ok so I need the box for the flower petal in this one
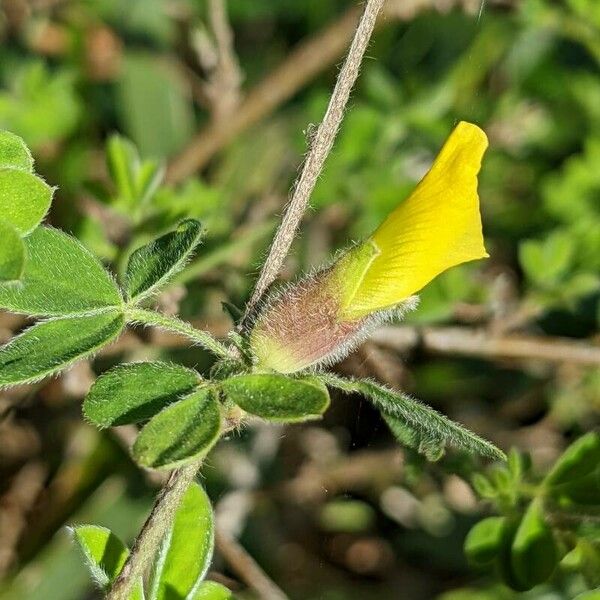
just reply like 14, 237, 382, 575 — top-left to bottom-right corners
343, 121, 489, 318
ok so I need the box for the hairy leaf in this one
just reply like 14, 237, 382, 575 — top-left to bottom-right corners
124, 219, 203, 302
383, 411, 445, 461
72, 525, 143, 599
0, 220, 25, 281
0, 168, 52, 234
0, 310, 124, 387
0, 131, 33, 172
221, 374, 330, 423
321, 374, 505, 461
0, 226, 122, 316
84, 361, 200, 428
150, 484, 214, 600
133, 387, 221, 469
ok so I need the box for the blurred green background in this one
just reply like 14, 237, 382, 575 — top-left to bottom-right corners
1, 0, 599, 598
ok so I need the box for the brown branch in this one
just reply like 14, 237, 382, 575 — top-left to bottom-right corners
372, 326, 600, 366
241, 0, 386, 322
215, 529, 289, 600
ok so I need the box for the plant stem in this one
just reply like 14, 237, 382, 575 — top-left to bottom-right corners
125, 307, 232, 359
241, 0, 386, 325
107, 463, 200, 600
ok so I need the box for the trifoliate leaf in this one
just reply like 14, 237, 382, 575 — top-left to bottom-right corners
84, 361, 200, 428
0, 310, 124, 387
72, 525, 143, 599
150, 484, 214, 600
124, 219, 203, 303
133, 387, 221, 469
0, 220, 25, 282
0, 131, 33, 172
321, 374, 505, 461
221, 374, 330, 423
0, 168, 52, 234
0, 226, 122, 316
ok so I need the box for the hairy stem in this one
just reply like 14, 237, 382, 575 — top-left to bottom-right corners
107, 463, 200, 600
125, 307, 232, 359
241, 0, 386, 325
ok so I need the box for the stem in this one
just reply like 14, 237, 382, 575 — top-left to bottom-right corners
126, 307, 232, 359
241, 0, 385, 325
107, 463, 200, 600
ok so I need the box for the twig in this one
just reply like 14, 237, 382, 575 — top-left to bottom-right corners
107, 463, 200, 600
372, 326, 600, 366
215, 529, 289, 600
166, 0, 510, 184
241, 0, 386, 323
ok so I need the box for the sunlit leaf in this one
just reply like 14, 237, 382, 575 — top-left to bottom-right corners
191, 582, 233, 600
0, 310, 124, 387
0, 226, 122, 316
150, 484, 214, 600
0, 130, 33, 171
124, 219, 203, 302
0, 220, 25, 281
221, 374, 330, 423
464, 516, 507, 567
133, 387, 221, 469
0, 168, 52, 234
84, 361, 200, 428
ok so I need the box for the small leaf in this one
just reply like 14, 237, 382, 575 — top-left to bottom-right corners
221, 374, 330, 423
322, 374, 505, 461
124, 219, 203, 302
0, 226, 122, 316
0, 310, 124, 387
150, 484, 214, 600
0, 220, 25, 281
133, 387, 221, 469
84, 361, 200, 428
464, 516, 507, 567
106, 134, 138, 205
0, 131, 33, 171
72, 525, 129, 588
510, 500, 558, 590
383, 412, 445, 461
191, 582, 233, 600
0, 168, 52, 234
72, 525, 144, 600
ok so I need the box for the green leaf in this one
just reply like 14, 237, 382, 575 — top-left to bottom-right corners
221, 374, 330, 423
0, 168, 52, 234
107, 134, 138, 205
574, 591, 600, 600
383, 411, 445, 461
150, 484, 214, 600
133, 387, 221, 469
510, 500, 558, 590
0, 310, 124, 387
84, 361, 200, 428
0, 226, 123, 316
464, 516, 507, 567
544, 432, 600, 505
124, 219, 203, 303
0, 131, 33, 171
191, 582, 233, 600
72, 525, 144, 600
322, 374, 505, 461
0, 220, 25, 281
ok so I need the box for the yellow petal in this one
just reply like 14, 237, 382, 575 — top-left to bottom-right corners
342, 121, 489, 319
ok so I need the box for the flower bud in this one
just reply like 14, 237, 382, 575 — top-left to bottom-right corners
250, 121, 489, 373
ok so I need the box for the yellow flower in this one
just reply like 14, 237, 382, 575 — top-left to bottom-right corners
250, 121, 489, 373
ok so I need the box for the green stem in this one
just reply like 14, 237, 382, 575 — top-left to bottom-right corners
107, 463, 200, 600
126, 307, 232, 359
